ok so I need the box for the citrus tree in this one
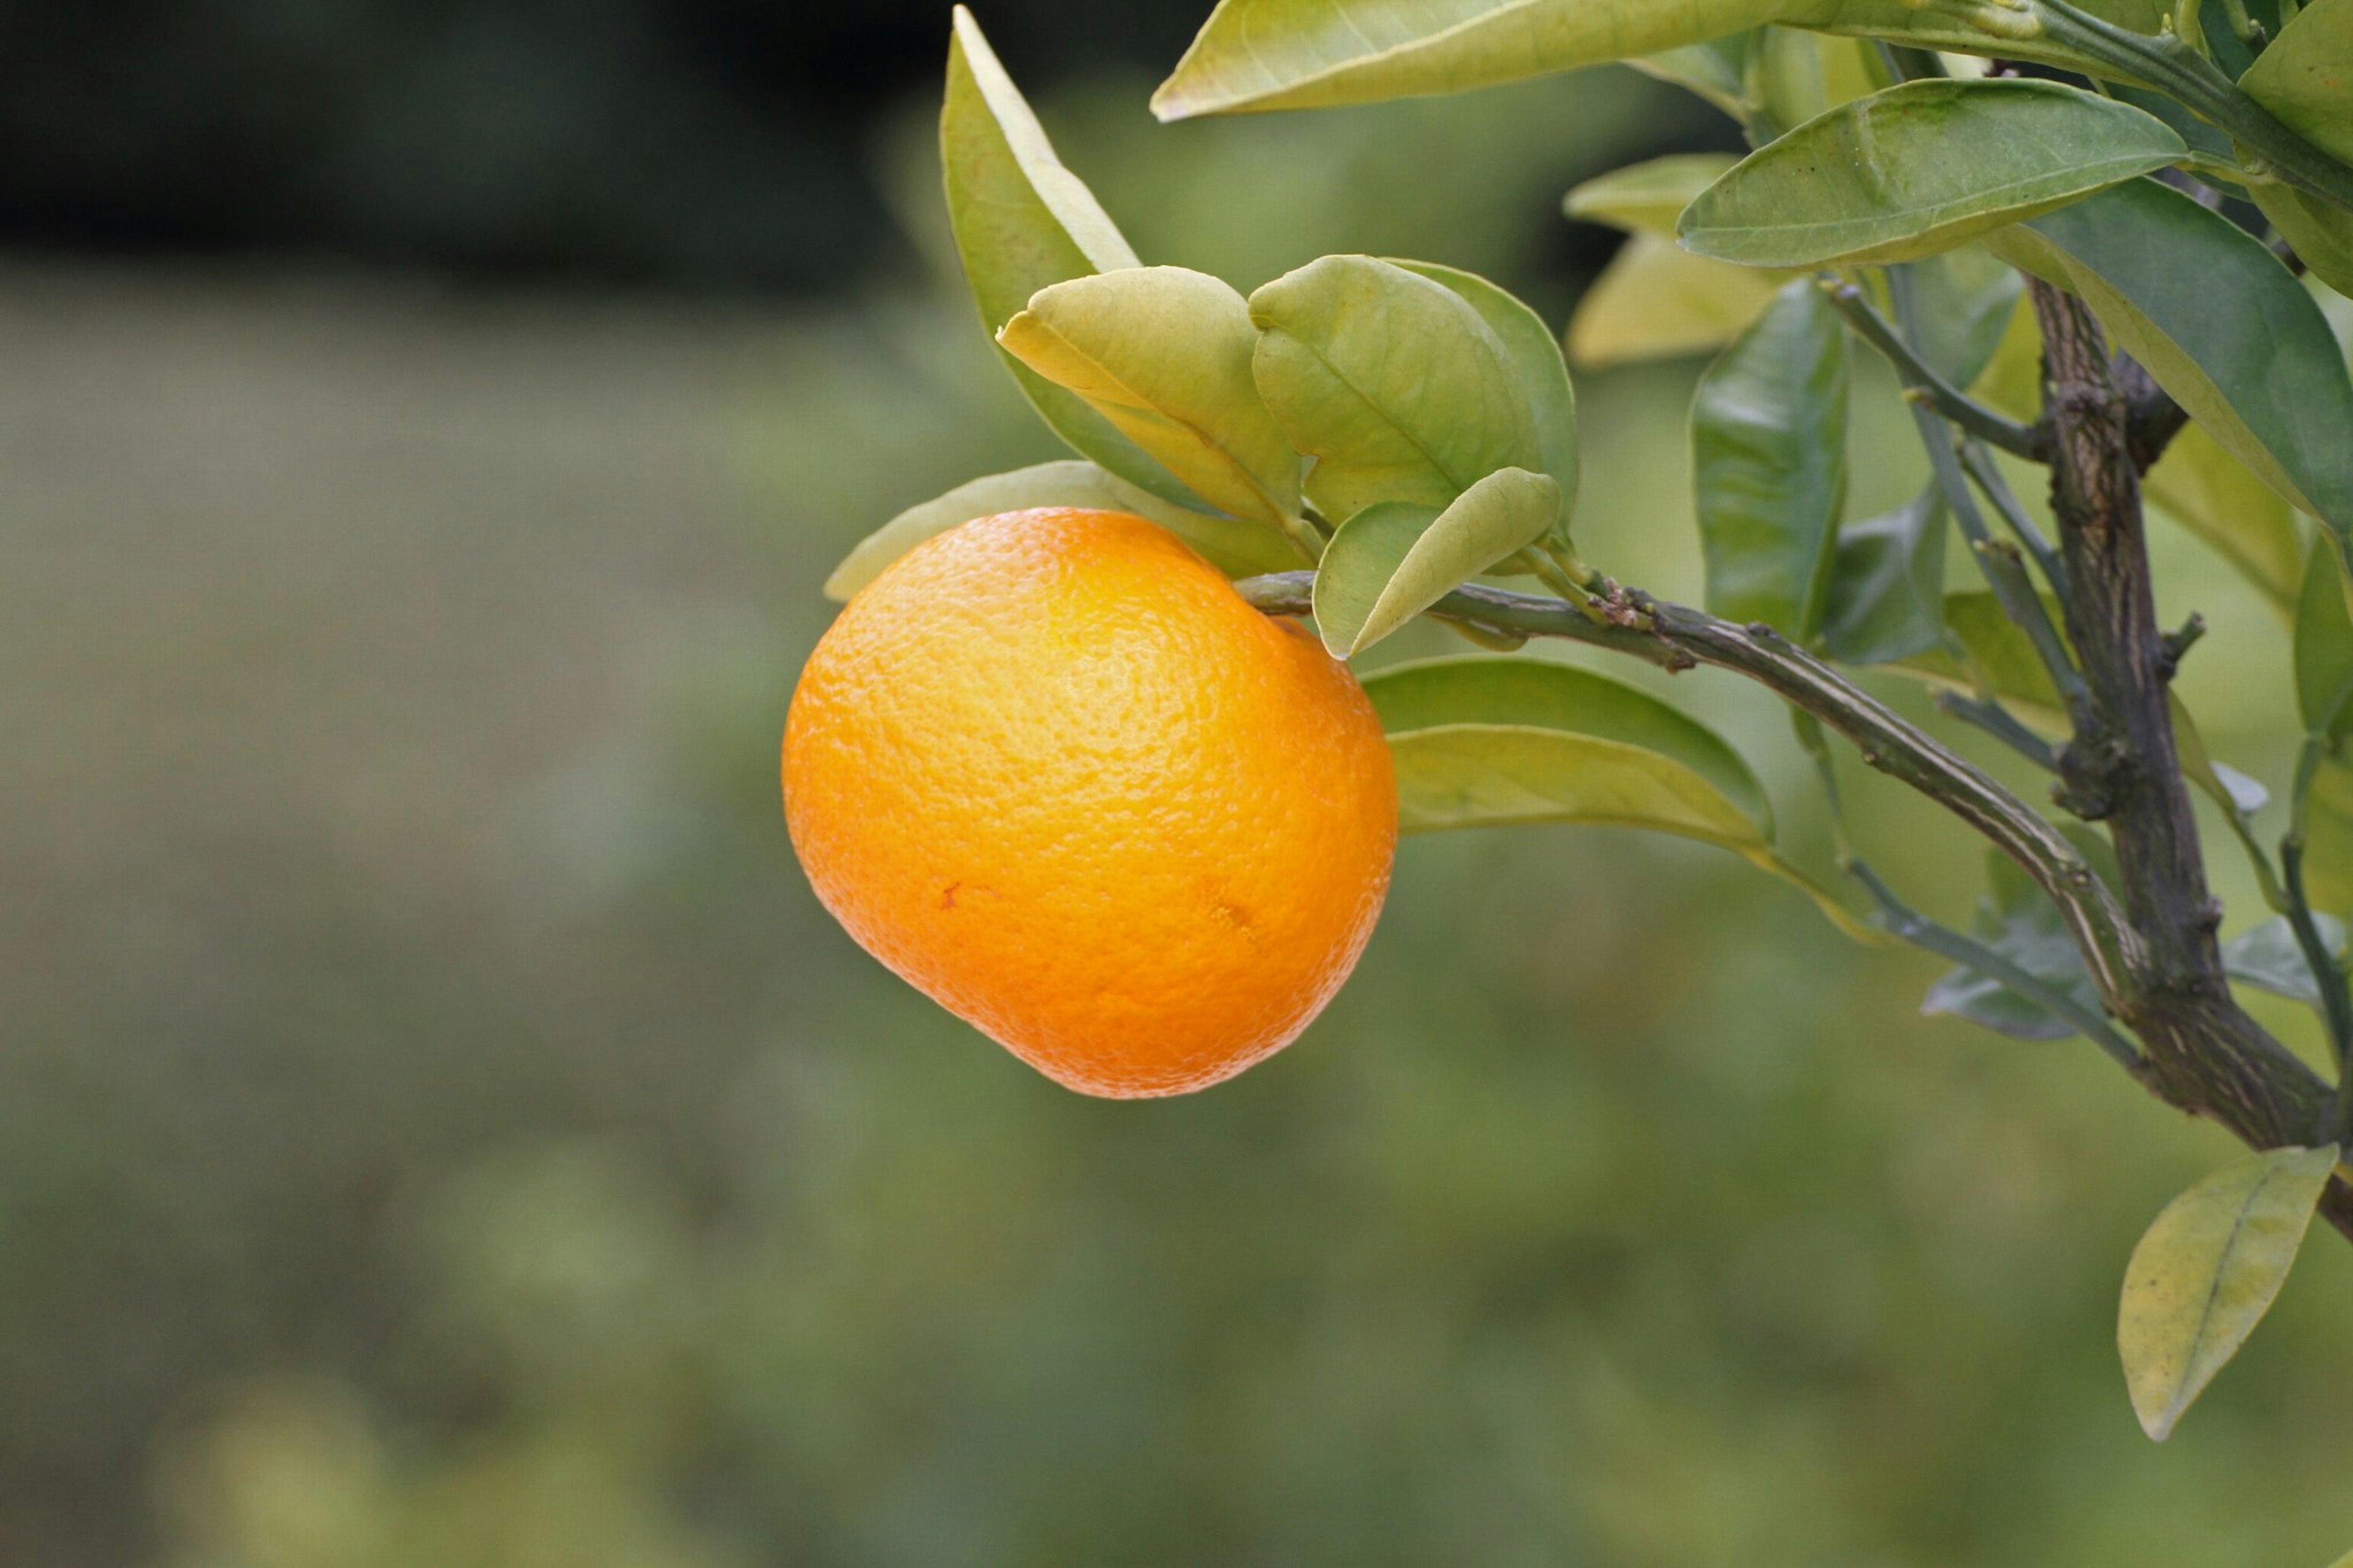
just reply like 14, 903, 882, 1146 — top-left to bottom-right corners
790, 0, 2353, 1447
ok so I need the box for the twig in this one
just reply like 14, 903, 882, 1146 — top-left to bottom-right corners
1960, 440, 2072, 608
1822, 278, 2051, 462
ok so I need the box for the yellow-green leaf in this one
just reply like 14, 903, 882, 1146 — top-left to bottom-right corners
2296, 537, 2353, 737
2118, 1144, 2340, 1442
2145, 423, 2306, 618
1249, 255, 1540, 521
1680, 79, 2186, 269
1313, 469, 1560, 656
2240, 0, 2353, 167
941, 8, 1199, 507
824, 461, 1304, 601
1000, 267, 1304, 528
2255, 185, 2353, 301
1391, 260, 1581, 531
1150, 0, 1797, 121
1365, 655, 1773, 843
1564, 153, 1743, 239
1567, 233, 1788, 368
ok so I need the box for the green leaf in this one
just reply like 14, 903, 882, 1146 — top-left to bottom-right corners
2145, 423, 2306, 618
2118, 1144, 2340, 1442
1565, 154, 1743, 239
2175, 703, 2272, 820
1249, 255, 1540, 521
2222, 915, 2349, 1010
941, 9, 1200, 507
2240, 0, 2353, 167
1922, 847, 2103, 1040
1150, 0, 1797, 120
823, 460, 1305, 602
1822, 487, 1948, 665
1966, 285, 2047, 423
1311, 469, 1561, 657
2297, 537, 2353, 737
1893, 589, 2064, 727
2303, 756, 2353, 914
1365, 655, 1773, 843
1567, 233, 1789, 368
1906, 247, 2025, 389
1000, 267, 1304, 528
1984, 177, 2353, 544
1798, 0, 2170, 78
2254, 185, 2353, 301
1680, 79, 2187, 268
1390, 260, 1582, 530
1692, 278, 1849, 640
1631, 34, 1757, 119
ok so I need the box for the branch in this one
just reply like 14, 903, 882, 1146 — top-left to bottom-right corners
1823, 279, 2051, 461
2026, 278, 2351, 1228
1234, 570, 2139, 999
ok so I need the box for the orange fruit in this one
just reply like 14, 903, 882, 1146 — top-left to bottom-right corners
784, 507, 1396, 1097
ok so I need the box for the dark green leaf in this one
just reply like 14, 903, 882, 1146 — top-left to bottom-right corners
824, 460, 1305, 601
1365, 655, 1773, 842
1680, 79, 2186, 268
1692, 278, 1849, 639
1390, 260, 1581, 529
1000, 267, 1305, 528
2119, 1144, 2340, 1441
2222, 915, 2349, 1010
1564, 154, 1743, 240
1150, 0, 1797, 121
1311, 469, 1560, 657
1250, 256, 1540, 521
1984, 177, 2353, 543
1822, 487, 1947, 665
1568, 234, 1788, 368
941, 9, 1200, 507
1922, 847, 2103, 1040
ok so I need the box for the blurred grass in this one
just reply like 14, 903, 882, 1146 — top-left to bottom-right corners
4, 64, 2352, 1568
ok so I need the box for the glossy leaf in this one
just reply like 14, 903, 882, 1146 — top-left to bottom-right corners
824, 461, 1303, 601
2222, 915, 2349, 1010
1985, 178, 2353, 543
1894, 590, 2064, 727
1906, 247, 2025, 389
1692, 278, 1849, 639
2119, 1144, 2340, 1441
2297, 538, 2353, 737
1822, 487, 1947, 665
1250, 255, 1540, 521
1680, 79, 2186, 268
941, 9, 1199, 507
1000, 267, 1303, 526
2145, 423, 2306, 617
1566, 154, 1742, 240
1365, 655, 1773, 843
1567, 233, 1788, 368
1150, 0, 1796, 121
1391, 260, 1581, 528
1312, 469, 1561, 657
1922, 847, 2103, 1040
2240, 0, 2353, 167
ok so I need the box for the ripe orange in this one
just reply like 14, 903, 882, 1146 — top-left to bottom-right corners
784, 507, 1397, 1097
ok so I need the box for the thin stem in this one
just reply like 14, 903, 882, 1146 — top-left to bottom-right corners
1936, 689, 2061, 770
1846, 860, 2147, 1070
1822, 278, 2050, 461
1960, 440, 2072, 608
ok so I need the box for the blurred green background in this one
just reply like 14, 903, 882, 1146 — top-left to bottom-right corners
10, 4, 2353, 1564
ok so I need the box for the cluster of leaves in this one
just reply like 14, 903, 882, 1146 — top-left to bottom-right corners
828, 0, 2353, 1455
